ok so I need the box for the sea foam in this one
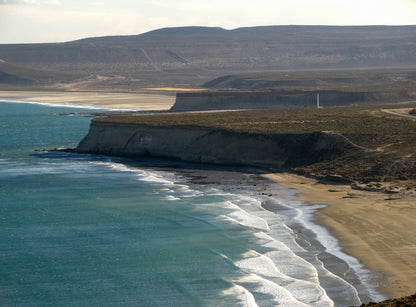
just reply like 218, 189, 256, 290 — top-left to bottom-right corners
204, 183, 370, 306
273, 196, 385, 303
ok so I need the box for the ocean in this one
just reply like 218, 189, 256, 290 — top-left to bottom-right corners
0, 100, 383, 306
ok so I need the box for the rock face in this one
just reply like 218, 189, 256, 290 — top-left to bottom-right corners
76, 120, 358, 169
171, 90, 416, 112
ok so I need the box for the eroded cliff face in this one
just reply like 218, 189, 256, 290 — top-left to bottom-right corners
76, 120, 358, 169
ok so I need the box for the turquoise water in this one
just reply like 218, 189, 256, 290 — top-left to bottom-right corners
0, 101, 380, 306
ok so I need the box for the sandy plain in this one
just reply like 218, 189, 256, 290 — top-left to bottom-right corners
264, 173, 416, 300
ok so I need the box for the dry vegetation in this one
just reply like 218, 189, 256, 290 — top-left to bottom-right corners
357, 293, 416, 307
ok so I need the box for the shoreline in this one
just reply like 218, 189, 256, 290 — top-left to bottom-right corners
263, 172, 416, 300
137, 160, 415, 302
125, 161, 386, 304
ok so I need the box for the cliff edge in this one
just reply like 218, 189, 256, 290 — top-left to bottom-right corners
74, 105, 416, 191
76, 120, 358, 169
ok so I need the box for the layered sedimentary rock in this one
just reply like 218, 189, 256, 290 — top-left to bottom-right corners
76, 120, 358, 169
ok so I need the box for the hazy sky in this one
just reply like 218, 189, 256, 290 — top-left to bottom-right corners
1, 0, 415, 44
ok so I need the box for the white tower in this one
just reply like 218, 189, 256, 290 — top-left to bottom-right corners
317, 88, 320, 109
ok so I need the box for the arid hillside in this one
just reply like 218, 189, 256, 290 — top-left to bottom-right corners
0, 25, 415, 90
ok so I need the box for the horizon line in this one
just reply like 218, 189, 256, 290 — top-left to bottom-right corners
2, 24, 415, 45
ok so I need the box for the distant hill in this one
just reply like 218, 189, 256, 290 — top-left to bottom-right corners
0, 59, 80, 88
0, 25, 415, 90
202, 69, 416, 91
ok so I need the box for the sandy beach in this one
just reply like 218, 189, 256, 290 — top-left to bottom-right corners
0, 91, 176, 111
264, 173, 416, 300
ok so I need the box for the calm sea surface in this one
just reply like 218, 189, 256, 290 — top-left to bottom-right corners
0, 101, 381, 306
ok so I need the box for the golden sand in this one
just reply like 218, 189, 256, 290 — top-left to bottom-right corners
143, 87, 204, 92
264, 173, 416, 299
0, 91, 175, 111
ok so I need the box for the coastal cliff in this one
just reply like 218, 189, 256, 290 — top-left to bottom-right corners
74, 105, 416, 190
170, 90, 416, 112
76, 120, 357, 169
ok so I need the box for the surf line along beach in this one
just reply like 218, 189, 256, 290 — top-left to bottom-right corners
156, 165, 416, 301
262, 173, 416, 299
3, 90, 415, 303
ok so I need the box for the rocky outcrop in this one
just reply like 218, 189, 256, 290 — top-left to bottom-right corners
357, 293, 416, 306
76, 120, 358, 169
170, 90, 416, 112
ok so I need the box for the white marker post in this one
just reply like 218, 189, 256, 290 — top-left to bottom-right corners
317, 87, 320, 109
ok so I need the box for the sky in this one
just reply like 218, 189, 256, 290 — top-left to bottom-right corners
0, 0, 415, 44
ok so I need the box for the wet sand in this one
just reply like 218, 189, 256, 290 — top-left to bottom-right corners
264, 173, 416, 299
0, 91, 175, 111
